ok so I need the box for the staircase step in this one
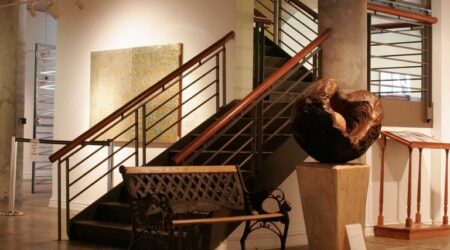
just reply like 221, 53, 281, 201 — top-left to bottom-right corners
264, 55, 289, 67
70, 220, 131, 248
263, 66, 313, 82
273, 80, 311, 93
95, 201, 132, 224
269, 91, 300, 103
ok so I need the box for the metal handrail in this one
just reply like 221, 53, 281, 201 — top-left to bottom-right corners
49, 31, 234, 163
172, 29, 331, 165
52, 32, 234, 240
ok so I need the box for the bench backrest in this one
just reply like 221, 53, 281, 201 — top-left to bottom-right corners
120, 165, 245, 212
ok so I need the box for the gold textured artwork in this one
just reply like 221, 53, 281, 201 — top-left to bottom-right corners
90, 44, 182, 143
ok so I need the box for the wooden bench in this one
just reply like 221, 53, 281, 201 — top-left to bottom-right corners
120, 165, 291, 250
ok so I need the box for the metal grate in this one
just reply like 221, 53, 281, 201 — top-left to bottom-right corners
32, 44, 56, 193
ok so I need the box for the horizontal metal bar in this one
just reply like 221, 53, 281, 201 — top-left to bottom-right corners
371, 40, 423, 46
280, 28, 306, 48
280, 7, 317, 35
145, 79, 218, 132
371, 55, 424, 65
146, 94, 217, 146
370, 13, 426, 27
370, 83, 427, 91
372, 66, 422, 70
255, 0, 273, 15
371, 68, 424, 78
69, 152, 136, 202
285, 0, 318, 23
372, 53, 422, 57
68, 122, 136, 171
204, 120, 254, 165
371, 78, 423, 82
89, 107, 137, 142
369, 0, 431, 13
371, 27, 423, 38
14, 137, 108, 145
222, 137, 254, 165
264, 118, 292, 144
66, 144, 107, 172
145, 67, 217, 119
371, 41, 424, 51
373, 90, 424, 94
279, 17, 312, 42
69, 137, 136, 187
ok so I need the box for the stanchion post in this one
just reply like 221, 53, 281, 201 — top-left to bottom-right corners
1, 136, 24, 216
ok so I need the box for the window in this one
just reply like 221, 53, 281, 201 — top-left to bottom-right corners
368, 0, 432, 127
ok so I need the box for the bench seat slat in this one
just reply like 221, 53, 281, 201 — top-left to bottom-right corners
172, 213, 284, 225
124, 165, 237, 174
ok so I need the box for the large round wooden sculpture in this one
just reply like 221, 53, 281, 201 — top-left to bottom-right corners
292, 79, 382, 163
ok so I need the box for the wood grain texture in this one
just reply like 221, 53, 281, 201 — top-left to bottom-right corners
374, 223, 450, 240
121, 165, 237, 174
367, 3, 438, 24
173, 213, 283, 225
297, 163, 369, 250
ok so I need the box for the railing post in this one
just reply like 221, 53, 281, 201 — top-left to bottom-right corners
254, 23, 266, 88
57, 160, 61, 240
66, 159, 70, 237
273, 0, 281, 45
216, 54, 220, 112
0, 136, 24, 217
107, 140, 114, 191
142, 105, 147, 165
135, 110, 139, 166
222, 46, 227, 106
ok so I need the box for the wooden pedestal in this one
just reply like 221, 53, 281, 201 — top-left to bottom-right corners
374, 223, 450, 240
297, 163, 369, 250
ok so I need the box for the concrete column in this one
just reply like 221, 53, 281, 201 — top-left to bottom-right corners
318, 0, 367, 91
0, 1, 24, 200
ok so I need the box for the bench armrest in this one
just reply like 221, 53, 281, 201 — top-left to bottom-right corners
245, 188, 291, 216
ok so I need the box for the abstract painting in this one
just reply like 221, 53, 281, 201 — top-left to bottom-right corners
90, 43, 182, 143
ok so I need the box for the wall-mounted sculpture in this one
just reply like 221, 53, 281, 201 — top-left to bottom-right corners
292, 79, 383, 163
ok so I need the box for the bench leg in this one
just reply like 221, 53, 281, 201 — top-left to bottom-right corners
240, 221, 251, 250
128, 230, 143, 250
280, 217, 290, 250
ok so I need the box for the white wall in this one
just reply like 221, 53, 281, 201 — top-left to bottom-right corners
430, 0, 450, 223
51, 0, 242, 209
23, 11, 56, 180
50, 0, 450, 248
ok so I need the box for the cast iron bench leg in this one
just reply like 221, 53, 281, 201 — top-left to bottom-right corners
240, 221, 252, 250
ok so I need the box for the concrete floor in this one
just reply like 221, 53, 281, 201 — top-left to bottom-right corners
2, 181, 450, 249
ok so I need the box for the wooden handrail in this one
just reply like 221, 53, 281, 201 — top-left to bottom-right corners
49, 31, 235, 163
371, 22, 419, 30
171, 29, 331, 165
285, 1, 437, 25
287, 0, 318, 20
254, 9, 272, 25
367, 3, 437, 24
